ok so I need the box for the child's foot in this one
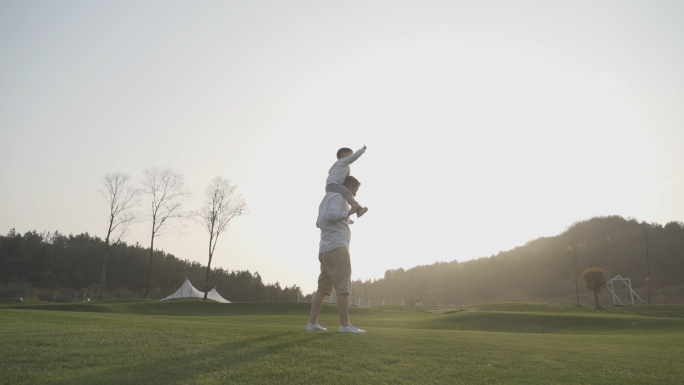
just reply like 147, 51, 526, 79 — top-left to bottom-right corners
350, 202, 361, 213
349, 219, 355, 224
356, 207, 368, 217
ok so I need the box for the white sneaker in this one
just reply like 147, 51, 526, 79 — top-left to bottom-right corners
339, 324, 366, 333
305, 322, 327, 331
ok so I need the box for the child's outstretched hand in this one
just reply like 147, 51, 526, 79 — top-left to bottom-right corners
363, 144, 367, 150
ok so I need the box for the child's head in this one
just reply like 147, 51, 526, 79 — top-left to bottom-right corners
337, 148, 353, 159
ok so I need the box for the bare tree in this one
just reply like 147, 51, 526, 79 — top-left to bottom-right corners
141, 167, 191, 299
98, 173, 138, 300
198, 177, 247, 300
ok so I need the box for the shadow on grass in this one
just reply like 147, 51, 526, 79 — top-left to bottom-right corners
45, 330, 314, 385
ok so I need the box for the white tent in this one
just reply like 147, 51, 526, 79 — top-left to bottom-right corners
160, 278, 231, 303
206, 287, 231, 303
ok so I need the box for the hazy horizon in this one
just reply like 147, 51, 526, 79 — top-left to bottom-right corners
2, 1, 683, 293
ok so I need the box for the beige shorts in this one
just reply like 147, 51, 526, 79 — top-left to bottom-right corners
317, 247, 352, 295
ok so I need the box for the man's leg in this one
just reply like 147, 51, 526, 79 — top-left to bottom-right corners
337, 293, 350, 327
309, 291, 327, 325
307, 263, 333, 331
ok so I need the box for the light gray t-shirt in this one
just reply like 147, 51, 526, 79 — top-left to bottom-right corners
325, 147, 365, 186
316, 192, 351, 254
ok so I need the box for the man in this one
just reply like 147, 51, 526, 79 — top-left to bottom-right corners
306, 175, 366, 333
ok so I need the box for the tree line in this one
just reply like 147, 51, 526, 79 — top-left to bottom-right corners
0, 229, 301, 302
341, 216, 684, 307
3, 215, 682, 306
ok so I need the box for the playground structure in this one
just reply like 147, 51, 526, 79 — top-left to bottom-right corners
606, 275, 644, 306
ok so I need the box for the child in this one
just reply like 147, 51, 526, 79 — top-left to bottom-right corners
326, 145, 368, 217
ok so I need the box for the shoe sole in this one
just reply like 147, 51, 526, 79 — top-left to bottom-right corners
305, 322, 327, 331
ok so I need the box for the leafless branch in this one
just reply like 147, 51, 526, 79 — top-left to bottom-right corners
98, 172, 139, 300
98, 173, 140, 247
142, 167, 192, 238
197, 176, 247, 298
141, 167, 192, 299
199, 177, 247, 247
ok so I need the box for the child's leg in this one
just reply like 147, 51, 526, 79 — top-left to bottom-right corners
325, 184, 358, 206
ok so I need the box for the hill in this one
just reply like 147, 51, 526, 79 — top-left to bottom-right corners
350, 216, 684, 307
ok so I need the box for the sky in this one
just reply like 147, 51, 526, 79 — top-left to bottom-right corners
1, 1, 683, 294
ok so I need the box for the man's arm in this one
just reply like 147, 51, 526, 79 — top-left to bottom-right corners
324, 194, 355, 222
338, 146, 366, 166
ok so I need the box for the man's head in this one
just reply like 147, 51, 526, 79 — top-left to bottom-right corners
343, 175, 361, 196
337, 147, 353, 159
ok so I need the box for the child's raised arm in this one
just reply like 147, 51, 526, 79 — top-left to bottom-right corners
338, 146, 366, 165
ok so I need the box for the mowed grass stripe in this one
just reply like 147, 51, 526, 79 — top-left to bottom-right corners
421, 310, 684, 334
1, 301, 683, 384
6, 299, 683, 334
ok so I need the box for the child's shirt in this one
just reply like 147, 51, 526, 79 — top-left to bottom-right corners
326, 147, 366, 186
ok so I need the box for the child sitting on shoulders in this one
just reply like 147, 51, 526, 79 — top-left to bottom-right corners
326, 145, 368, 217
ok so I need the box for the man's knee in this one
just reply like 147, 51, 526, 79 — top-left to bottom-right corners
317, 282, 333, 295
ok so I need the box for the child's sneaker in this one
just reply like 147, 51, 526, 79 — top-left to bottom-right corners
356, 207, 368, 217
305, 322, 327, 331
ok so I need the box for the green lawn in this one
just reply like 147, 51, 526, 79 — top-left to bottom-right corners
1, 300, 683, 384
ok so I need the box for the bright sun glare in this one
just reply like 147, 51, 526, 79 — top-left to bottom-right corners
264, 35, 654, 282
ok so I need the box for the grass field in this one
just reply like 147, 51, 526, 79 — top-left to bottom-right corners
1, 300, 683, 384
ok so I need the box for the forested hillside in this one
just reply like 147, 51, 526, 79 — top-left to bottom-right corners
0, 230, 301, 302
3, 216, 683, 306
348, 216, 684, 307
